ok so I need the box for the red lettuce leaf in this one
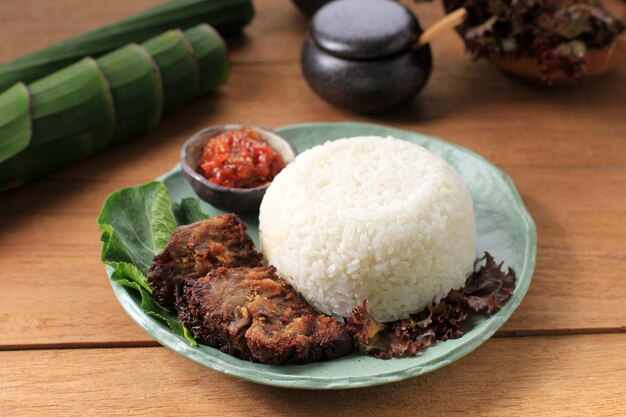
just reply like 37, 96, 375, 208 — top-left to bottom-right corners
464, 252, 516, 315
347, 302, 436, 359
348, 252, 516, 359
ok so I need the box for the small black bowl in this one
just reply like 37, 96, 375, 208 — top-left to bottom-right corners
180, 125, 297, 213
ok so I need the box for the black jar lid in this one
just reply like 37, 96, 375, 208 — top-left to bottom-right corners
310, 0, 421, 60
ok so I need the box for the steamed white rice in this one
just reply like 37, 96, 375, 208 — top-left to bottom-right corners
258, 136, 476, 322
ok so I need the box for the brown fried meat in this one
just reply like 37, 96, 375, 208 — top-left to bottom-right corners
148, 214, 262, 307
176, 266, 354, 364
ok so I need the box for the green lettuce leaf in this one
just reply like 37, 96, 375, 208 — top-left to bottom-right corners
98, 181, 177, 273
114, 278, 196, 346
109, 261, 151, 292
173, 197, 209, 225
98, 181, 205, 346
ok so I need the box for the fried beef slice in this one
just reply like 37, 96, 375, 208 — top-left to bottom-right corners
148, 214, 262, 307
176, 266, 354, 364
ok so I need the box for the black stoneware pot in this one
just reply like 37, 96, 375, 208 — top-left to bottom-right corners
301, 0, 432, 114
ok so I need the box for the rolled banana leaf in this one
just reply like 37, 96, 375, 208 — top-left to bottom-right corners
143, 30, 199, 113
0, 58, 116, 190
186, 24, 229, 95
0, 0, 253, 92
0, 84, 31, 163
97, 44, 163, 144
29, 58, 116, 149
0, 24, 228, 192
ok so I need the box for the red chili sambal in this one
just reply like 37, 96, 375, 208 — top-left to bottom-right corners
197, 127, 286, 188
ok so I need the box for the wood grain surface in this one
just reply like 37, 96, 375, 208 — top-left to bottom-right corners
1, 0, 625, 415
1, 334, 625, 416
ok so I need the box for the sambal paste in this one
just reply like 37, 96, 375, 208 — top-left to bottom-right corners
197, 127, 286, 188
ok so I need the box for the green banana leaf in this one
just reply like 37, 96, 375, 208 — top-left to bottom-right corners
98, 44, 163, 143
0, 23, 229, 192
0, 83, 31, 163
142, 30, 199, 112
0, 0, 254, 91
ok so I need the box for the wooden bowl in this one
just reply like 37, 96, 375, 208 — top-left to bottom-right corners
491, 41, 626, 82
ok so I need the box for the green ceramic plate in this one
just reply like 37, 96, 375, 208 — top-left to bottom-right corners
108, 122, 536, 389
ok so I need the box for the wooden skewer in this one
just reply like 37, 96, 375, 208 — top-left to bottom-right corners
416, 8, 468, 48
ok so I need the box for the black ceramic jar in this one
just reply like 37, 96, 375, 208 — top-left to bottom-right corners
301, 0, 432, 114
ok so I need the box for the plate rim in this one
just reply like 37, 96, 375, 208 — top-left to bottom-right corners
107, 121, 537, 390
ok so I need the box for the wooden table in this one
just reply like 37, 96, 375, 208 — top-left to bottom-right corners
1, 1, 625, 415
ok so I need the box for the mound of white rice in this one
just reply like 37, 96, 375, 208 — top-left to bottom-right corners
258, 136, 476, 322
